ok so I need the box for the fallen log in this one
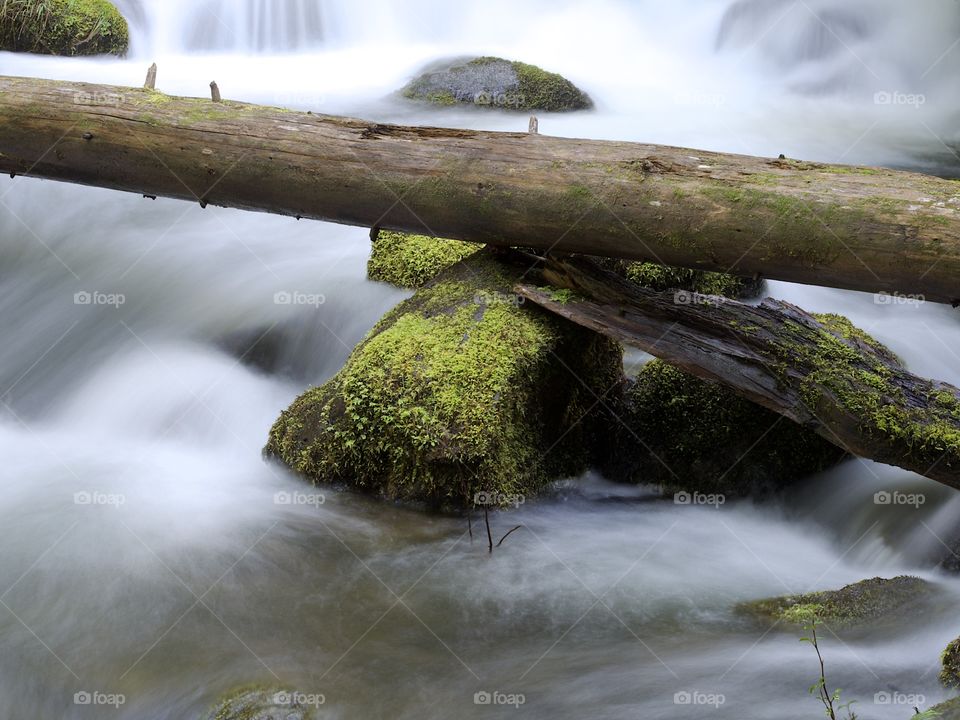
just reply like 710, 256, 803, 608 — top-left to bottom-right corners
514, 255, 960, 487
2, 75, 960, 304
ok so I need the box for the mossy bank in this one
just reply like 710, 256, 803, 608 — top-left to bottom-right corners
402, 56, 592, 112
0, 0, 129, 55
266, 248, 623, 510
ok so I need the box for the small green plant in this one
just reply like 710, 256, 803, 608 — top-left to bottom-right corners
790, 604, 858, 719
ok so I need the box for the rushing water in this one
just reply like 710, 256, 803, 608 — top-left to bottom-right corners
2, 1, 960, 718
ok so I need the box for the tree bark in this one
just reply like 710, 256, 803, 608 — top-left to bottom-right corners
514, 254, 960, 488
2, 75, 960, 304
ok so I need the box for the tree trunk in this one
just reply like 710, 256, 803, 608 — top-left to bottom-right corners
2, 75, 960, 304
514, 254, 960, 488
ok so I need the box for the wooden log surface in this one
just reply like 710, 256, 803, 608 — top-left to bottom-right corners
515, 255, 960, 487
1, 75, 960, 303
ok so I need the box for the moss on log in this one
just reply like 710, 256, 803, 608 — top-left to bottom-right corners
0, 0, 128, 55
265, 249, 623, 509
3, 76, 960, 303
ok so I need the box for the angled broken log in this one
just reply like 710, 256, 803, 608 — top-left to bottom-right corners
515, 255, 960, 487
2, 76, 960, 303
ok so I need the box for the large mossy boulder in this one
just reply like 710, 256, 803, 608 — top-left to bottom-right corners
402, 56, 592, 112
367, 230, 481, 289
737, 576, 934, 629
598, 359, 846, 497
266, 248, 623, 510
0, 0, 129, 55
205, 686, 318, 720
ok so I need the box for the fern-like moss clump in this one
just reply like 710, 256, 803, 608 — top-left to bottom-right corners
367, 230, 480, 289
0, 0, 129, 55
266, 249, 623, 510
738, 576, 934, 628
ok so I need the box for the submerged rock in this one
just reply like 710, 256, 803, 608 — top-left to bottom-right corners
205, 686, 318, 720
598, 359, 846, 497
0, 0, 129, 55
401, 56, 592, 112
367, 230, 481, 289
265, 248, 623, 510
738, 576, 933, 628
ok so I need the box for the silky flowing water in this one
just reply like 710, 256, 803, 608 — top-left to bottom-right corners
2, 1, 960, 717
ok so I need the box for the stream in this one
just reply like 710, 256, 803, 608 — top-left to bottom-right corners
2, 1, 960, 717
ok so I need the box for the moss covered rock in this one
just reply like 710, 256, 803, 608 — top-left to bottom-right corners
367, 230, 481, 289
205, 686, 318, 720
402, 56, 592, 112
266, 249, 623, 510
942, 637, 960, 688
598, 360, 845, 497
930, 696, 960, 719
0, 0, 128, 55
738, 576, 933, 628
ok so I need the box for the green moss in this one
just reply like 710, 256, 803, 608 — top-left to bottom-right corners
0, 0, 128, 55
769, 313, 960, 474
402, 56, 591, 112
930, 695, 960, 719
625, 261, 760, 299
266, 249, 623, 510
942, 637, 960, 688
738, 576, 933, 628
510, 60, 592, 112
206, 685, 317, 720
367, 230, 480, 289
598, 360, 845, 496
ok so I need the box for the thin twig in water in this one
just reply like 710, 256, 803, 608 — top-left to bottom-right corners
496, 525, 523, 548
